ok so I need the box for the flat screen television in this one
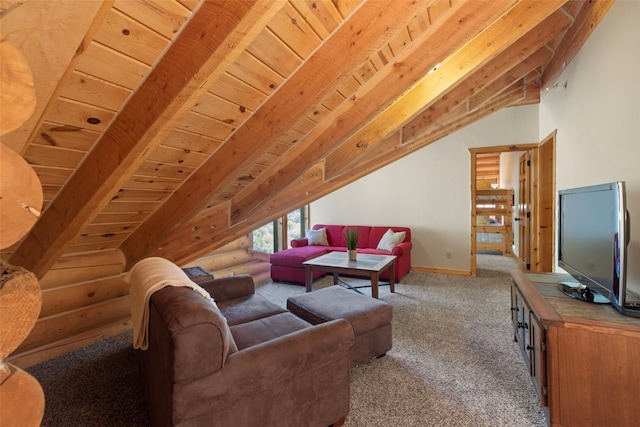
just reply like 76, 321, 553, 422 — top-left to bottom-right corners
558, 181, 638, 317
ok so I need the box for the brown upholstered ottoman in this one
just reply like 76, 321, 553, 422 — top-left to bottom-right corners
287, 286, 392, 367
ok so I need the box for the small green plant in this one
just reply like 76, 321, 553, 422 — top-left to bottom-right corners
345, 228, 359, 250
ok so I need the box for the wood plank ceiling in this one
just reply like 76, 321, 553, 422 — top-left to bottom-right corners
1, 0, 613, 277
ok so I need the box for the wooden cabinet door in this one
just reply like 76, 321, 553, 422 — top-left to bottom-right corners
528, 312, 547, 406
511, 285, 525, 349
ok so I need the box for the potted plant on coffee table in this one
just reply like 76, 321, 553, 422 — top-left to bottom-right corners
345, 228, 359, 261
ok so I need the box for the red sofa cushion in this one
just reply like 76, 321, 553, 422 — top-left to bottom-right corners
269, 245, 328, 267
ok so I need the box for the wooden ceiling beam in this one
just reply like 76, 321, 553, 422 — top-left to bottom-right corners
541, 0, 615, 91
229, 0, 520, 225
120, 0, 437, 268
8, 0, 283, 277
402, 11, 570, 143
322, 0, 568, 180
467, 47, 552, 111
401, 7, 569, 144
416, 85, 527, 143
512, 73, 542, 106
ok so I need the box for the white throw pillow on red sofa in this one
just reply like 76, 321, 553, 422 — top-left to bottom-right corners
376, 228, 405, 251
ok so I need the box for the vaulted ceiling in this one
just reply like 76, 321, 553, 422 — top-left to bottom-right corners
1, 0, 612, 278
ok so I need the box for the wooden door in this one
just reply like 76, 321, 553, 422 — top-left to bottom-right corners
518, 152, 532, 271
536, 133, 556, 272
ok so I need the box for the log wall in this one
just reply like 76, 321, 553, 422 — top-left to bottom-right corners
8, 235, 270, 368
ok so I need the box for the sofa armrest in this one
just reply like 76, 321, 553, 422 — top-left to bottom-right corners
290, 237, 309, 247
391, 241, 412, 257
173, 319, 355, 420
198, 274, 255, 302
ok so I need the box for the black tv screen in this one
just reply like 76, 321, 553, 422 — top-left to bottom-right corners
558, 181, 631, 314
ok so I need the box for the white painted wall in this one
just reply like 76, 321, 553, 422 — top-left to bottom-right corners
311, 105, 538, 272
539, 1, 640, 295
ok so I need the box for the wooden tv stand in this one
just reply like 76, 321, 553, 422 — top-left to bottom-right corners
510, 270, 640, 427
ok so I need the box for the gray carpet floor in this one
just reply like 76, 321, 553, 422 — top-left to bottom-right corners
28, 254, 546, 426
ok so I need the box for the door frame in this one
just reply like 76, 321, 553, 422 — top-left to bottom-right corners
469, 132, 556, 276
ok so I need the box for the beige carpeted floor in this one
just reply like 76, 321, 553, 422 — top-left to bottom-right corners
256, 254, 545, 427
28, 254, 545, 426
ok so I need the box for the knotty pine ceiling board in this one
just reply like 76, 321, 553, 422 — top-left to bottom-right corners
112, 188, 174, 203
292, 0, 344, 38
74, 42, 150, 90
388, 26, 414, 56
278, 129, 305, 146
267, 140, 295, 157
46, 99, 115, 133
291, 117, 318, 136
82, 222, 141, 237
94, 8, 171, 66
355, 60, 377, 85
335, 76, 363, 99
427, 0, 454, 23
371, 44, 395, 70
32, 124, 101, 151
60, 71, 131, 112
333, 0, 363, 19
176, 0, 200, 12
123, 175, 183, 192
268, 2, 322, 59
192, 92, 253, 126
227, 51, 284, 96
321, 90, 348, 111
30, 165, 72, 188
307, 104, 332, 125
149, 145, 209, 167
210, 72, 267, 112
23, 145, 86, 170
102, 200, 161, 214
176, 112, 236, 141
68, 236, 125, 254
93, 211, 150, 225
163, 129, 222, 155
113, 0, 195, 39
135, 161, 196, 180
247, 29, 302, 78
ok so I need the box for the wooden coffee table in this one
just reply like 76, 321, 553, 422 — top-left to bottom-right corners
303, 252, 396, 299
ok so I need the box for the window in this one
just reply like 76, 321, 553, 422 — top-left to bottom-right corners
286, 209, 304, 247
252, 206, 307, 254
252, 221, 275, 254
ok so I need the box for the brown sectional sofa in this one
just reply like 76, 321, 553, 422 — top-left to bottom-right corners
137, 274, 355, 427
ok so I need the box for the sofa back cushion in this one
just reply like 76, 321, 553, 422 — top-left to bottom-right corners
313, 224, 411, 249
313, 224, 344, 246
150, 286, 237, 384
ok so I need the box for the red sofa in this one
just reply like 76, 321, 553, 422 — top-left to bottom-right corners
270, 224, 412, 285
